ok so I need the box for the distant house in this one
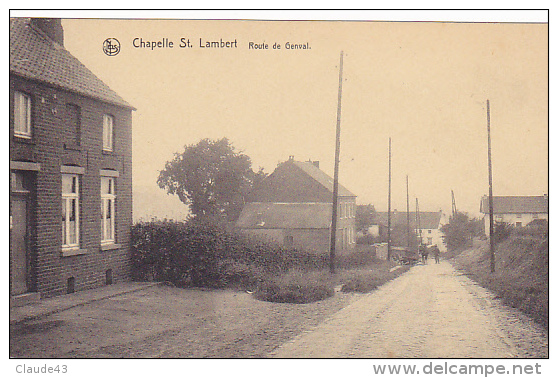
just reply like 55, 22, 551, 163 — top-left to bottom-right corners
480, 195, 548, 237
10, 18, 134, 302
237, 157, 357, 253
374, 210, 447, 252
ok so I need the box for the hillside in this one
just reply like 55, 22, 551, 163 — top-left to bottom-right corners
451, 223, 548, 328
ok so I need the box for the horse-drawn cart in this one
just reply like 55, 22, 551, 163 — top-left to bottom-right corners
390, 246, 420, 265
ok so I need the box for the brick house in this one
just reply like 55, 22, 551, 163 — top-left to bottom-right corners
237, 157, 357, 253
480, 195, 548, 238
10, 18, 134, 302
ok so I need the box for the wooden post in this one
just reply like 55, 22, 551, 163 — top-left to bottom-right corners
406, 175, 410, 249
387, 137, 392, 261
487, 99, 496, 273
416, 197, 421, 251
329, 51, 344, 274
451, 190, 458, 217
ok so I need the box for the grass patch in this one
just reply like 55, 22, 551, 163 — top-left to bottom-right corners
254, 259, 409, 304
254, 270, 334, 304
339, 262, 409, 293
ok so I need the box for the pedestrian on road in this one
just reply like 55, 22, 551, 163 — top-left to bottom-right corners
420, 244, 428, 264
432, 244, 440, 264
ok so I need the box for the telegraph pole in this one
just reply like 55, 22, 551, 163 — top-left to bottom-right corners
451, 190, 458, 217
387, 138, 392, 261
329, 51, 344, 274
487, 99, 496, 273
406, 175, 410, 248
416, 197, 421, 250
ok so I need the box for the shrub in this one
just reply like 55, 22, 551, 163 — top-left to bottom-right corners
493, 221, 513, 244
336, 245, 377, 269
254, 269, 334, 303
131, 219, 328, 289
356, 234, 377, 245
254, 281, 334, 303
340, 274, 381, 293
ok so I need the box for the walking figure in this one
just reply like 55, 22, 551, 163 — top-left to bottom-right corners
432, 244, 440, 264
419, 244, 428, 264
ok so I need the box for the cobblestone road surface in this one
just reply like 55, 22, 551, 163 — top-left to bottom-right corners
270, 261, 548, 358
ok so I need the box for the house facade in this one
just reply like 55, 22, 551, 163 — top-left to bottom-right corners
480, 195, 548, 238
10, 18, 134, 301
237, 157, 357, 253
374, 210, 447, 252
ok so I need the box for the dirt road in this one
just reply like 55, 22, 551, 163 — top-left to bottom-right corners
270, 260, 548, 358
10, 260, 547, 358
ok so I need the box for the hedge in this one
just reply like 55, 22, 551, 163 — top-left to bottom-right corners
131, 219, 328, 289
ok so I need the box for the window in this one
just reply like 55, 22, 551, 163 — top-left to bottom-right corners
14, 91, 32, 138
101, 177, 116, 244
284, 235, 293, 247
62, 174, 80, 249
103, 114, 114, 151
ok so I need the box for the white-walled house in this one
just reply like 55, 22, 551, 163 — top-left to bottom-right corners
373, 210, 448, 252
417, 211, 448, 252
480, 195, 548, 237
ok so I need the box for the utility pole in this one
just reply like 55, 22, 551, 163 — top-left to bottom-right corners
329, 51, 344, 274
416, 197, 421, 250
451, 190, 458, 217
387, 137, 392, 261
487, 99, 496, 273
406, 175, 410, 249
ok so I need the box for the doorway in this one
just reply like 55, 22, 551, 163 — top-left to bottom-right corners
10, 171, 33, 295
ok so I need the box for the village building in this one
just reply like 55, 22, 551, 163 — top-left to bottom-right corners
373, 210, 447, 252
10, 18, 135, 303
236, 157, 357, 253
480, 195, 548, 237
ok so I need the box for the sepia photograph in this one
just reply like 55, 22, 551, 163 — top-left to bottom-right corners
8, 8, 550, 375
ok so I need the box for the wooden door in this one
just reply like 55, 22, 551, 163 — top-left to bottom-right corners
11, 196, 29, 295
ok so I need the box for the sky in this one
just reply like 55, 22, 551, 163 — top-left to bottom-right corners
59, 13, 548, 220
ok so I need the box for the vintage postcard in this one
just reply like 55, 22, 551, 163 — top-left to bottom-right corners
9, 10, 549, 375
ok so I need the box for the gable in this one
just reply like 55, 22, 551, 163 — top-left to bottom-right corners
247, 160, 355, 203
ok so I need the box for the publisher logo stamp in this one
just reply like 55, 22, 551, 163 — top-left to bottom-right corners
103, 38, 121, 56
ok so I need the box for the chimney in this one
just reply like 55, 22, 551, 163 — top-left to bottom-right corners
30, 18, 64, 46
307, 159, 320, 168
288, 155, 294, 161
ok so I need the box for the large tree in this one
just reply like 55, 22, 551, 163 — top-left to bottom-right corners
440, 212, 483, 251
157, 138, 265, 223
355, 204, 376, 233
